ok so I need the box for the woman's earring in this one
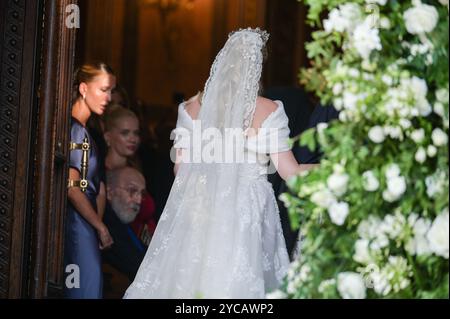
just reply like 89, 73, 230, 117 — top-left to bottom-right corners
82, 94, 86, 100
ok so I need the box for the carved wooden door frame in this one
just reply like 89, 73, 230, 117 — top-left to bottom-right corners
0, 0, 77, 298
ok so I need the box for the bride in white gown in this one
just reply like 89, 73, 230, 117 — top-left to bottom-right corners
124, 28, 315, 299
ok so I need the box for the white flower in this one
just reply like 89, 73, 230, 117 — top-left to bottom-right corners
434, 102, 446, 118
362, 170, 379, 192
438, 0, 449, 7
371, 270, 391, 296
354, 239, 372, 264
333, 83, 343, 95
337, 272, 366, 299
427, 145, 437, 157
410, 129, 425, 143
311, 188, 336, 208
399, 119, 412, 129
431, 128, 448, 146
328, 201, 350, 225
425, 171, 447, 198
334, 98, 344, 110
327, 172, 349, 197
409, 76, 428, 98
415, 147, 427, 163
381, 212, 406, 239
417, 97, 432, 116
358, 216, 382, 240
343, 91, 358, 110
385, 163, 401, 178
427, 210, 449, 258
384, 126, 403, 140
383, 175, 407, 202
370, 233, 389, 250
324, 4, 362, 33
403, 3, 439, 35
382, 189, 398, 202
436, 88, 449, 104
379, 17, 391, 29
352, 18, 382, 60
316, 122, 328, 139
368, 126, 385, 143
405, 218, 432, 256
387, 176, 407, 197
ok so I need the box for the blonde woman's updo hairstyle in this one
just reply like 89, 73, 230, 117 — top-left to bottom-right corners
104, 106, 139, 133
73, 62, 115, 101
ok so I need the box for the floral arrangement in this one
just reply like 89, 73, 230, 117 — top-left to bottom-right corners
270, 0, 449, 298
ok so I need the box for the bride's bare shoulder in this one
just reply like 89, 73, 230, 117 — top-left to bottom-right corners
183, 93, 202, 119
255, 96, 278, 118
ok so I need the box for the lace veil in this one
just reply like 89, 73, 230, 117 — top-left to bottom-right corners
124, 28, 273, 298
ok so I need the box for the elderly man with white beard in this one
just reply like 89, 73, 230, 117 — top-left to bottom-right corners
102, 166, 147, 281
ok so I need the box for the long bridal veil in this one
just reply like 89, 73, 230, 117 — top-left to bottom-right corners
124, 28, 288, 298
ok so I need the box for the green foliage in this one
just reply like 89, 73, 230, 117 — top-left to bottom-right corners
274, 0, 449, 299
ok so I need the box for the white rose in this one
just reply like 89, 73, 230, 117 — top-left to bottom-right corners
387, 176, 407, 198
368, 126, 385, 143
352, 18, 382, 60
427, 210, 449, 258
399, 119, 412, 129
406, 218, 432, 256
311, 188, 336, 208
358, 216, 382, 239
362, 170, 379, 192
425, 172, 446, 198
427, 145, 437, 157
410, 128, 425, 143
328, 201, 350, 226
385, 163, 401, 178
385, 126, 403, 139
417, 98, 432, 117
371, 271, 391, 296
433, 102, 446, 118
436, 88, 449, 103
337, 272, 367, 299
354, 239, 372, 264
370, 233, 389, 250
415, 147, 427, 163
431, 128, 448, 146
409, 76, 428, 99
403, 3, 439, 35
327, 172, 349, 197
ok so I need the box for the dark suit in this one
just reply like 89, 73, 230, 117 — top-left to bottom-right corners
264, 87, 339, 257
102, 203, 146, 280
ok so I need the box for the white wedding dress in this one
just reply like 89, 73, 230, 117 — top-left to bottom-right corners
124, 28, 291, 299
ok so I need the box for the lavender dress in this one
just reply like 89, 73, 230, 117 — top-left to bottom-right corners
64, 117, 103, 299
